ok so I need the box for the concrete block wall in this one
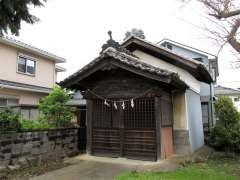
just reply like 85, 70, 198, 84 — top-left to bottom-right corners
0, 128, 79, 167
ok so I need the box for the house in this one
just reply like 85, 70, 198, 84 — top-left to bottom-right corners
0, 36, 66, 119
60, 33, 213, 161
158, 39, 219, 130
215, 85, 240, 111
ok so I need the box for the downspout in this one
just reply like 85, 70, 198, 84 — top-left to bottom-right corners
209, 83, 214, 127
209, 57, 217, 127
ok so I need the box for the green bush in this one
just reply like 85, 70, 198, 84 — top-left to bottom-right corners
38, 85, 75, 128
209, 96, 240, 152
0, 108, 21, 132
20, 116, 55, 131
0, 86, 75, 132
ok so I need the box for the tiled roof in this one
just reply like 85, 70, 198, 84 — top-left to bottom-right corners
60, 47, 184, 87
0, 36, 66, 63
122, 36, 204, 66
122, 36, 213, 83
215, 85, 240, 95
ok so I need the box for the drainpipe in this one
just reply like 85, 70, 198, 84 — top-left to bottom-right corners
209, 83, 214, 127
209, 57, 217, 127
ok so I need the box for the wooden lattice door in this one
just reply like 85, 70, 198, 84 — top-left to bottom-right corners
123, 98, 157, 161
92, 99, 121, 157
91, 98, 157, 161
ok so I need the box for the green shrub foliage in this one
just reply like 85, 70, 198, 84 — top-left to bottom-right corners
0, 86, 75, 132
20, 116, 54, 131
0, 108, 21, 132
209, 96, 240, 152
38, 85, 74, 128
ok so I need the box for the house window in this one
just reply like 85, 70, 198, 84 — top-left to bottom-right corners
201, 103, 210, 127
18, 55, 36, 75
166, 44, 172, 50
234, 97, 239, 102
0, 98, 19, 107
0, 98, 7, 107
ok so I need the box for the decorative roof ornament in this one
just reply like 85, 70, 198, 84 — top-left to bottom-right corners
100, 31, 137, 57
124, 28, 146, 41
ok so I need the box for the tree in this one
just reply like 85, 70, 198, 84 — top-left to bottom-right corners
0, 0, 46, 36
124, 28, 146, 40
38, 85, 74, 128
197, 0, 240, 56
209, 96, 240, 152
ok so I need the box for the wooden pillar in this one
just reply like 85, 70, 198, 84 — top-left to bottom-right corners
86, 100, 93, 155
155, 97, 162, 160
119, 108, 124, 157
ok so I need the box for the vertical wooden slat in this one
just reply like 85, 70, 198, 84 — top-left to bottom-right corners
155, 97, 162, 160
119, 107, 124, 157
86, 100, 93, 154
160, 94, 174, 159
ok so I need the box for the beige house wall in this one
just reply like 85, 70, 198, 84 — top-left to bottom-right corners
0, 43, 55, 88
173, 92, 188, 130
133, 50, 201, 93
0, 88, 46, 105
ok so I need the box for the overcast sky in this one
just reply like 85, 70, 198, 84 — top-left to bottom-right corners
10, 0, 240, 88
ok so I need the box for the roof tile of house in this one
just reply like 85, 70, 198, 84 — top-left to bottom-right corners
215, 85, 240, 96
0, 36, 66, 63
122, 36, 213, 83
60, 47, 187, 89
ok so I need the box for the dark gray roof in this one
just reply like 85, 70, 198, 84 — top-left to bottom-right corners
215, 85, 240, 96
66, 99, 86, 106
60, 47, 187, 89
67, 91, 86, 106
122, 36, 213, 83
0, 79, 52, 93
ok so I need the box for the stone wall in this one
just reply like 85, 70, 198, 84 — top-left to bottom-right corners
0, 128, 79, 167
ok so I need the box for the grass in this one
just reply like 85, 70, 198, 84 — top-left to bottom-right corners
116, 152, 240, 180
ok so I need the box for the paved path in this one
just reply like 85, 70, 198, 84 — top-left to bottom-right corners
29, 155, 180, 180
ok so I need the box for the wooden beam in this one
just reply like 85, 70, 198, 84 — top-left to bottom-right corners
86, 100, 93, 154
155, 97, 162, 160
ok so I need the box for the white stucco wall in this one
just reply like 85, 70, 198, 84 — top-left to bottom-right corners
133, 50, 201, 94
160, 42, 213, 98
200, 82, 211, 97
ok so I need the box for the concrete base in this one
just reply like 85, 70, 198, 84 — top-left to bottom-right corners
173, 129, 192, 155
74, 154, 162, 166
